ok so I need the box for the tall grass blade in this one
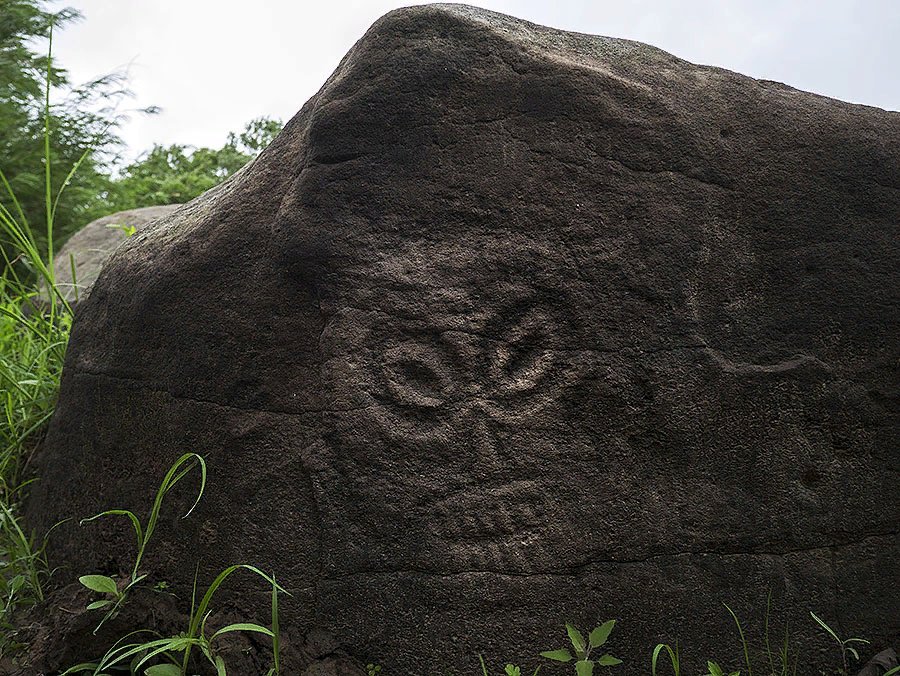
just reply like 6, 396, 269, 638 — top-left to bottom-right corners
652, 643, 680, 676
135, 452, 205, 579
723, 604, 752, 676
43, 25, 54, 269
271, 573, 280, 674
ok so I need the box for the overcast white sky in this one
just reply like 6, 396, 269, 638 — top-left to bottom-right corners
53, 1, 899, 160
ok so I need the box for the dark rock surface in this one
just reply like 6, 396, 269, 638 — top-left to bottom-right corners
51, 205, 180, 301
25, 4, 899, 674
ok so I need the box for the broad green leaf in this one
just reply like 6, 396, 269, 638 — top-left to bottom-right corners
707, 661, 724, 676
575, 660, 594, 676
79, 574, 118, 595
505, 666, 521, 676
589, 620, 616, 648
211, 623, 274, 641
566, 624, 586, 654
86, 600, 112, 610
145, 665, 182, 676
540, 649, 573, 663
596, 654, 622, 667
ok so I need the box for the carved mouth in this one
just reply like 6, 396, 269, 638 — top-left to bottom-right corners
420, 479, 560, 570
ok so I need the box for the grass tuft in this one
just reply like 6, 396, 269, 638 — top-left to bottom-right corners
0, 20, 75, 656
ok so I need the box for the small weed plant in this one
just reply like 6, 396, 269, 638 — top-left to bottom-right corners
705, 661, 740, 676
540, 620, 622, 675
105, 222, 137, 238
64, 565, 284, 676
651, 642, 682, 676
77, 452, 207, 632
647, 598, 900, 676
652, 643, 744, 676
64, 456, 285, 675
723, 603, 754, 676
810, 611, 870, 676
479, 654, 540, 676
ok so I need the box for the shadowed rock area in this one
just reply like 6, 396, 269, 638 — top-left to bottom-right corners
25, 4, 899, 673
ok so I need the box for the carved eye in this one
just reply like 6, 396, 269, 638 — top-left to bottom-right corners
381, 342, 454, 409
488, 308, 554, 397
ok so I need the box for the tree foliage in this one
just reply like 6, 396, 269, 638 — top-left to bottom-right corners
1, 0, 282, 263
106, 117, 282, 211
0, 0, 133, 255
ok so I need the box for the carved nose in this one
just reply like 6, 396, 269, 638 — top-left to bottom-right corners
468, 404, 508, 483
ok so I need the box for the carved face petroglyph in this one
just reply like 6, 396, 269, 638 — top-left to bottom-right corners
312, 263, 597, 574
295, 226, 747, 578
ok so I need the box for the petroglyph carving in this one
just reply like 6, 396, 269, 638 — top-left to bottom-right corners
326, 299, 584, 568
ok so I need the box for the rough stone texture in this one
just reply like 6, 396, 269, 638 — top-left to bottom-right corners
25, 4, 899, 674
52, 205, 180, 301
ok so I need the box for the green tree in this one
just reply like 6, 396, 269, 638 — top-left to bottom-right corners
0, 0, 134, 260
228, 115, 283, 154
1, 1, 281, 256
106, 116, 283, 210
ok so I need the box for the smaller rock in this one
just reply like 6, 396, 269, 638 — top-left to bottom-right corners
52, 205, 179, 302
856, 648, 899, 676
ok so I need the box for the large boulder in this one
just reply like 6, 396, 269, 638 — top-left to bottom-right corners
51, 205, 180, 301
26, 4, 899, 673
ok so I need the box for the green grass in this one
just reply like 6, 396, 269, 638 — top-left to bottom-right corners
0, 23, 74, 654
652, 600, 798, 676
61, 565, 284, 676
0, 272, 64, 639
0, 24, 287, 674
474, 604, 892, 676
